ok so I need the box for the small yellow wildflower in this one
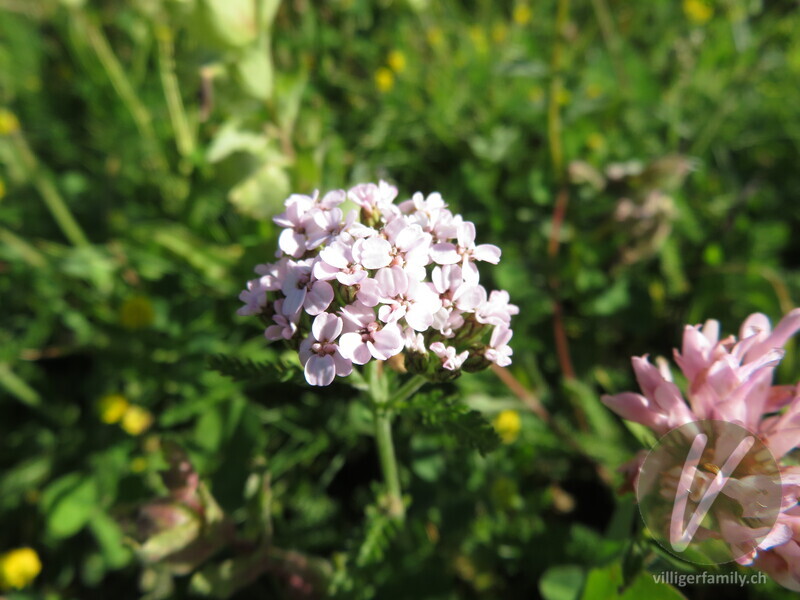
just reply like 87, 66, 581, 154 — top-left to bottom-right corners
130, 457, 148, 473
387, 50, 406, 73
491, 22, 508, 44
490, 476, 520, 509
468, 26, 488, 54
154, 23, 173, 43
493, 410, 521, 444
513, 4, 532, 26
24, 76, 41, 92
0, 109, 20, 136
586, 83, 603, 99
683, 0, 713, 24
0, 547, 41, 590
375, 67, 394, 93
789, 48, 800, 74
426, 27, 444, 48
98, 394, 130, 424
119, 295, 155, 330
556, 87, 571, 105
586, 132, 606, 151
143, 434, 161, 454
528, 86, 545, 102
0, 177, 5, 200
649, 280, 666, 305
121, 405, 154, 436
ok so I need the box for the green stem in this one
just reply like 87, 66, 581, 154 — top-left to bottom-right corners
366, 362, 405, 519
546, 0, 578, 385
10, 129, 90, 247
390, 374, 427, 405
70, 10, 168, 173
373, 407, 404, 519
547, 0, 570, 178
155, 24, 196, 160
589, 0, 628, 93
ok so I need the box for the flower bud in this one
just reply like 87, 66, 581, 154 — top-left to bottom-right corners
131, 444, 231, 575
462, 349, 491, 373
404, 350, 430, 375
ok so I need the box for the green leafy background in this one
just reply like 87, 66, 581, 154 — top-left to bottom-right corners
1, 0, 799, 598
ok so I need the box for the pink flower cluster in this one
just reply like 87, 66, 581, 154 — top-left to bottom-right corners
237, 181, 517, 386
603, 310, 800, 590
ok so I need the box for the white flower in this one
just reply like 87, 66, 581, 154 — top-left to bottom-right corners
429, 342, 469, 371
237, 182, 516, 385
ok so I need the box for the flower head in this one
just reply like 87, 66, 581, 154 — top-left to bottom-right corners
237, 181, 516, 386
603, 309, 800, 589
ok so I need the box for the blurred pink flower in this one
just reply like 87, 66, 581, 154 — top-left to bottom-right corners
236, 277, 269, 316
265, 299, 299, 341
603, 309, 800, 590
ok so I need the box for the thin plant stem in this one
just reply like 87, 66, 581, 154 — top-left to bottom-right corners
390, 374, 427, 405
547, 0, 569, 179
373, 407, 404, 519
491, 365, 611, 486
546, 0, 577, 384
366, 362, 405, 519
590, 0, 628, 93
9, 129, 90, 247
35, 176, 91, 248
155, 23, 196, 160
0, 227, 47, 268
551, 293, 576, 381
70, 10, 168, 174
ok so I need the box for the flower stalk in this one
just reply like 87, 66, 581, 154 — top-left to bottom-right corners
367, 362, 405, 520
373, 407, 404, 519
390, 374, 427, 405
5, 125, 90, 248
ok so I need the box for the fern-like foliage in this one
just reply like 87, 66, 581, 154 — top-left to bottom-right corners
328, 494, 401, 599
401, 390, 501, 456
207, 354, 304, 385
355, 502, 400, 568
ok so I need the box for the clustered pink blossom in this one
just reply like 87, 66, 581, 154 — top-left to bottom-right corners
603, 310, 800, 590
238, 182, 517, 387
